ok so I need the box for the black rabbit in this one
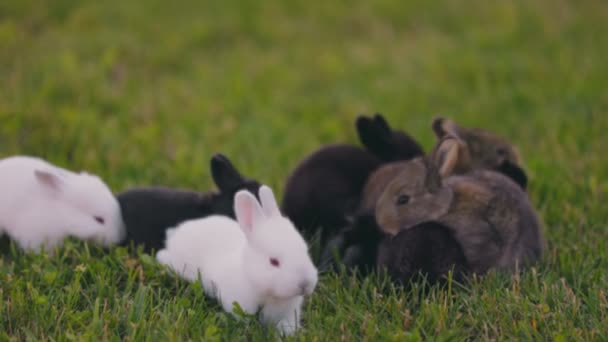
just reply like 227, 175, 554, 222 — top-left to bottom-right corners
118, 154, 261, 253
281, 113, 423, 244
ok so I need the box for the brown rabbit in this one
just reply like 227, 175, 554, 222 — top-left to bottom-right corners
359, 117, 526, 214
375, 134, 545, 274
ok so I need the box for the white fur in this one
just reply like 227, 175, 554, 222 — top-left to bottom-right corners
0, 156, 126, 252
157, 185, 318, 335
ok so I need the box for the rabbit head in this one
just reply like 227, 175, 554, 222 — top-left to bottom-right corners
432, 117, 521, 171
235, 185, 318, 299
35, 169, 126, 245
211, 153, 261, 214
375, 135, 470, 235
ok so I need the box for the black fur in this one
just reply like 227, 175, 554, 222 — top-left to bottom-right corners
281, 114, 423, 243
281, 144, 382, 242
376, 221, 468, 286
319, 213, 384, 274
320, 216, 468, 286
118, 154, 261, 253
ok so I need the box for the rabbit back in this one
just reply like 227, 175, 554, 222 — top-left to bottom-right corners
158, 215, 245, 281
282, 144, 382, 240
118, 187, 210, 252
442, 170, 543, 273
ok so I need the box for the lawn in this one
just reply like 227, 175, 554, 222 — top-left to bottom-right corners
1, 0, 607, 340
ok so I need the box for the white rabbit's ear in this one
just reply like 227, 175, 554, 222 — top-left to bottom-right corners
35, 170, 65, 192
234, 190, 265, 236
259, 185, 280, 217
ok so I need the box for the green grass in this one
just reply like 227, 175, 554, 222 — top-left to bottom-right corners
1, 0, 607, 339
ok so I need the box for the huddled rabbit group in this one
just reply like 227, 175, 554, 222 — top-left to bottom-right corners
0, 114, 545, 335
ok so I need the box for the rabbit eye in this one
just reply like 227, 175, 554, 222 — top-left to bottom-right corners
496, 147, 507, 156
396, 195, 410, 205
94, 216, 105, 224
269, 258, 280, 267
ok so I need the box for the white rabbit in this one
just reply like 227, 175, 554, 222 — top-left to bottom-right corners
156, 185, 318, 335
0, 156, 126, 252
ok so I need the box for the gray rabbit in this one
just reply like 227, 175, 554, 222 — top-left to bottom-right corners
375, 133, 545, 275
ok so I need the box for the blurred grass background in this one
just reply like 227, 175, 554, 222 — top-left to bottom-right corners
0, 0, 607, 340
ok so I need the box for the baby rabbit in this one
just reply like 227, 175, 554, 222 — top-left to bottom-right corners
157, 185, 318, 335
118, 154, 260, 253
281, 113, 423, 243
0, 156, 125, 252
375, 134, 545, 275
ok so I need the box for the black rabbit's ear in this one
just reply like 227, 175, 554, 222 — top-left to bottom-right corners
211, 153, 245, 192
355, 114, 374, 134
357, 114, 391, 155
496, 160, 528, 190
372, 113, 392, 134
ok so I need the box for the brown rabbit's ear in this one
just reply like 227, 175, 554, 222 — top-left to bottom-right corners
423, 157, 443, 193
431, 135, 471, 178
432, 117, 461, 139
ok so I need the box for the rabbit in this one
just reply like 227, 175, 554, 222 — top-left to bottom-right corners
281, 113, 423, 244
0, 156, 125, 252
117, 153, 261, 253
326, 117, 529, 272
156, 185, 318, 335
375, 133, 545, 275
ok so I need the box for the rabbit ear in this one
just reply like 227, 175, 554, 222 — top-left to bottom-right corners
211, 154, 245, 192
423, 157, 442, 193
357, 113, 393, 158
373, 113, 391, 133
34, 170, 65, 192
234, 190, 265, 236
432, 117, 461, 140
258, 185, 280, 217
430, 135, 471, 179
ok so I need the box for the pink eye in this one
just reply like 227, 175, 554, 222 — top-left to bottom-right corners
269, 258, 280, 267
94, 216, 105, 224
